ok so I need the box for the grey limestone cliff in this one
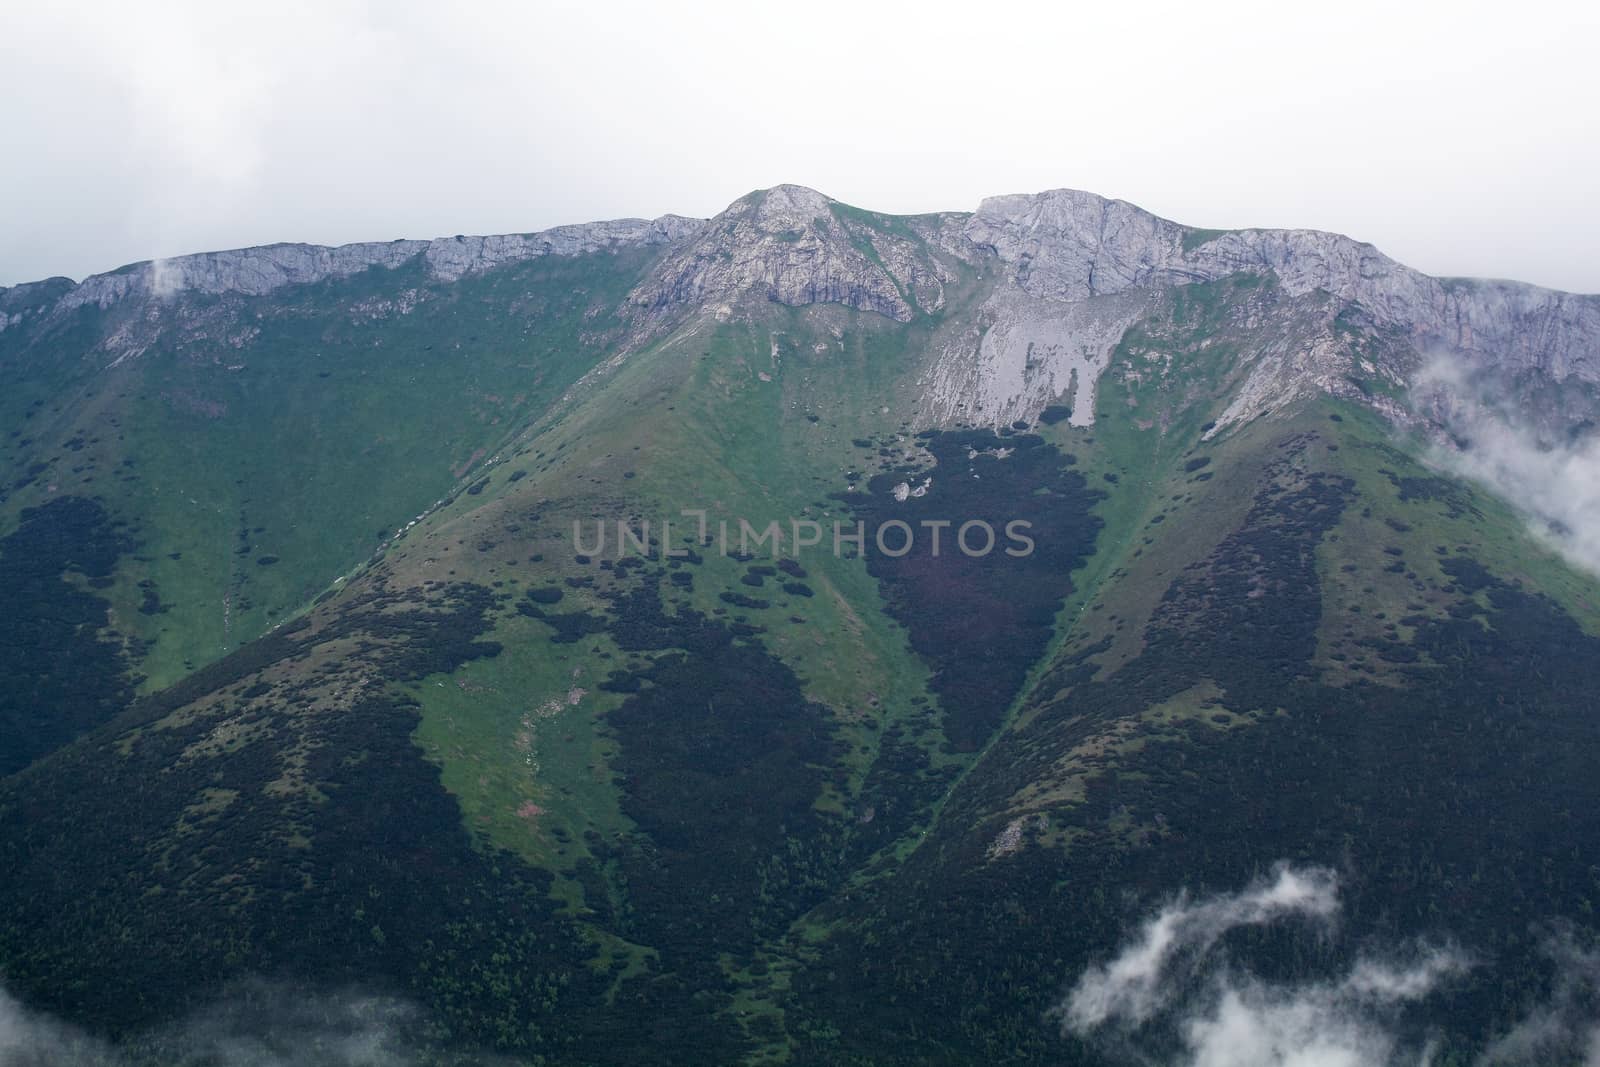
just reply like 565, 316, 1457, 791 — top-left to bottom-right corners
617, 185, 1599, 429
24, 214, 706, 313
965, 188, 1600, 382
7, 184, 1597, 433
628, 185, 960, 323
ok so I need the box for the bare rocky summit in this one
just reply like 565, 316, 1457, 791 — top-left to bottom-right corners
628, 184, 957, 322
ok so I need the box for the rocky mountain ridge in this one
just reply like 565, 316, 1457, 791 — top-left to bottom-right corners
6, 182, 1600, 1067
6, 184, 1596, 419
630, 185, 1600, 431
0, 213, 704, 330
967, 189, 1600, 382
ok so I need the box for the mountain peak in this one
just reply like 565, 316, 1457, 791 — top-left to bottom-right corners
752, 183, 836, 218
706, 184, 840, 238
974, 186, 1123, 221
630, 185, 951, 322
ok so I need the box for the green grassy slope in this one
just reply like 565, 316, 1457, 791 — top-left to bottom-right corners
786, 302, 1600, 1067
4, 206, 1600, 1066
0, 247, 668, 783
0, 248, 664, 686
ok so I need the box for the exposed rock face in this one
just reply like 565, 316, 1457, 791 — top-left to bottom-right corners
619, 185, 1597, 430
0, 277, 74, 334
962, 189, 1190, 301
6, 184, 1596, 431
1192, 231, 1600, 381
968, 189, 1600, 382
629, 185, 959, 323
0, 213, 704, 371
42, 214, 705, 311
921, 288, 1156, 428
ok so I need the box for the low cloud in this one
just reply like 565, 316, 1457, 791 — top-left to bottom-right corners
1058, 865, 1471, 1067
1413, 354, 1600, 579
1060, 864, 1342, 1031
0, 978, 469, 1066
0, 984, 116, 1066
1174, 951, 1468, 1067
1478, 932, 1600, 1067
147, 258, 183, 300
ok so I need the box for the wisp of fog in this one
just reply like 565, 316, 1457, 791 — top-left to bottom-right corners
0, 978, 484, 1066
1060, 864, 1600, 1067
1414, 355, 1600, 580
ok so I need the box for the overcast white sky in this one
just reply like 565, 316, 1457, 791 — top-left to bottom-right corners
2, 0, 1597, 292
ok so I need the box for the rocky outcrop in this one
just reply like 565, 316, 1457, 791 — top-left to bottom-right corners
617, 185, 1597, 430
0, 277, 75, 333
967, 189, 1600, 382
920, 288, 1156, 427
420, 215, 703, 282
629, 185, 958, 323
1189, 229, 1600, 381
9, 184, 1596, 424
961, 189, 1191, 301
49, 214, 705, 311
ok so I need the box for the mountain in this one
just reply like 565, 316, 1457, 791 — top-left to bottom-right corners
3, 185, 1600, 1065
